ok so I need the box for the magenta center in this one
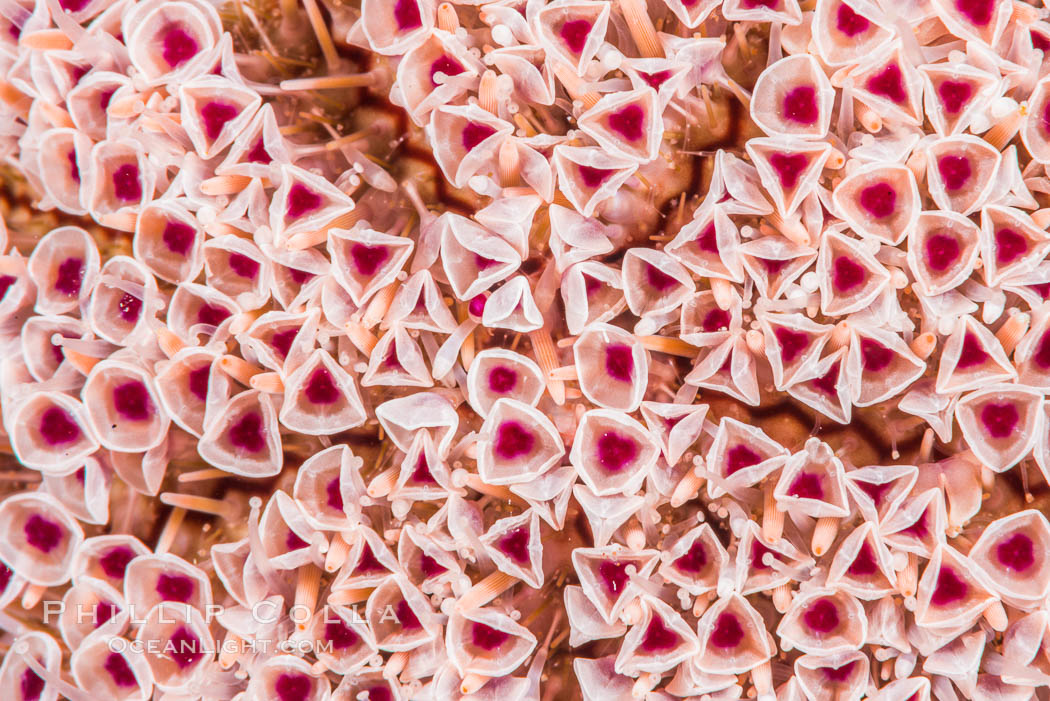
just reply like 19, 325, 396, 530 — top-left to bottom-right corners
113, 380, 152, 421
487, 366, 517, 394
823, 661, 856, 682
751, 540, 776, 571
168, 626, 202, 669
365, 687, 393, 701
645, 262, 678, 291
583, 275, 602, 298
595, 431, 639, 472
50, 340, 64, 366
275, 673, 312, 701
270, 328, 298, 359
471, 622, 511, 651
559, 19, 593, 55
674, 540, 708, 575
200, 101, 238, 140
956, 332, 988, 369
195, 298, 232, 327
641, 615, 680, 653
775, 327, 809, 364
836, 2, 871, 35
304, 367, 340, 405
860, 338, 893, 372
156, 573, 195, 602
24, 514, 63, 553
286, 183, 322, 218
228, 411, 266, 452
995, 228, 1027, 265
286, 530, 308, 550
955, 0, 994, 26
938, 80, 973, 114
578, 165, 613, 188
903, 510, 929, 539
604, 343, 634, 382
350, 243, 389, 276
930, 566, 969, 606
802, 597, 840, 633
104, 652, 137, 687
420, 553, 446, 577
409, 453, 436, 485
0, 274, 16, 301
787, 472, 824, 500
812, 362, 840, 397
356, 545, 385, 574
326, 476, 344, 511
228, 252, 259, 280
247, 137, 271, 164
770, 152, 808, 188
847, 541, 879, 576
856, 480, 892, 505
161, 25, 198, 68
639, 69, 671, 89
995, 532, 1035, 572
395, 598, 422, 631
760, 257, 790, 275
54, 256, 84, 297
392, 0, 422, 30
710, 612, 745, 649
832, 255, 866, 292
68, 149, 80, 183
980, 402, 1019, 439
726, 444, 762, 475
866, 63, 907, 104
117, 293, 142, 322
39, 406, 81, 446
1034, 331, 1050, 369
497, 527, 531, 565
696, 223, 719, 254
112, 163, 142, 201
20, 669, 45, 701
702, 308, 730, 332
429, 55, 464, 86
597, 560, 630, 596
607, 104, 645, 142
325, 617, 358, 650
462, 122, 496, 151
781, 85, 819, 125
924, 233, 960, 273
937, 154, 972, 191
859, 182, 896, 218
187, 364, 210, 401
100, 546, 136, 579
162, 220, 195, 255
494, 420, 535, 460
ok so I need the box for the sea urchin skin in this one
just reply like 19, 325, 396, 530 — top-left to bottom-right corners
0, 0, 1049, 699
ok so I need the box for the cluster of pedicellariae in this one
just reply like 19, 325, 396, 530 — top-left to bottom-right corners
0, 0, 1049, 698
